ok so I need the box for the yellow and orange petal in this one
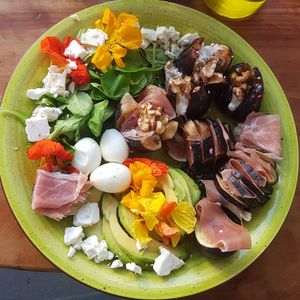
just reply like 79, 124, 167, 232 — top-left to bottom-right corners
170, 202, 197, 234
132, 219, 152, 244
130, 161, 156, 191
115, 25, 142, 50
95, 8, 117, 36
115, 12, 139, 29
139, 192, 166, 214
140, 211, 159, 231
91, 44, 113, 71
109, 43, 127, 68
120, 190, 142, 212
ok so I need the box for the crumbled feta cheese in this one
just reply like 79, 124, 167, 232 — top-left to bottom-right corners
81, 235, 99, 259
165, 43, 183, 60
94, 240, 114, 263
73, 203, 100, 227
70, 14, 80, 22
64, 226, 84, 245
80, 29, 108, 47
141, 28, 157, 49
110, 259, 124, 269
177, 33, 200, 46
68, 81, 76, 94
126, 262, 142, 275
136, 240, 148, 251
64, 40, 88, 60
153, 247, 184, 276
32, 106, 62, 122
156, 26, 180, 50
67, 59, 77, 70
67, 246, 76, 258
42, 65, 71, 97
25, 116, 50, 142
199, 43, 222, 62
26, 88, 48, 100
72, 236, 84, 250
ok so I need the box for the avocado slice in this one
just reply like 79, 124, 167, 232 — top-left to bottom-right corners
174, 169, 201, 206
168, 168, 192, 204
117, 204, 137, 238
167, 168, 186, 203
157, 174, 178, 202
102, 194, 190, 268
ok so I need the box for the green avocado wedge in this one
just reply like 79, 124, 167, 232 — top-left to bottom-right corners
0, 0, 297, 299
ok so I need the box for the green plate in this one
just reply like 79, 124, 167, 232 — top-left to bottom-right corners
0, 0, 298, 298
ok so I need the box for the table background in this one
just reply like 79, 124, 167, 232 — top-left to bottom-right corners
0, 0, 299, 299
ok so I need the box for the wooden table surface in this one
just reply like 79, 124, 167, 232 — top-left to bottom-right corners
0, 0, 299, 299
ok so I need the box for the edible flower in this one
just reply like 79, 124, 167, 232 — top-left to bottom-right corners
28, 140, 73, 172
120, 159, 196, 247
92, 8, 142, 71
40, 36, 90, 84
124, 158, 169, 177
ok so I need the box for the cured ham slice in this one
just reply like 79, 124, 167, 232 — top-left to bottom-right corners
195, 198, 252, 252
32, 169, 91, 220
138, 85, 176, 119
234, 112, 282, 157
202, 180, 252, 221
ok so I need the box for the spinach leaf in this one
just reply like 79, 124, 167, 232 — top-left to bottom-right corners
88, 69, 102, 81
145, 69, 165, 87
130, 72, 148, 97
49, 115, 84, 140
143, 45, 169, 68
37, 97, 57, 107
45, 93, 68, 104
87, 100, 114, 137
101, 69, 130, 100
115, 50, 150, 73
67, 92, 93, 117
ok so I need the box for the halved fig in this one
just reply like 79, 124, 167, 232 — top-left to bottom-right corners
165, 132, 187, 162
116, 93, 138, 130
193, 44, 233, 85
122, 130, 161, 151
174, 37, 204, 75
217, 63, 264, 121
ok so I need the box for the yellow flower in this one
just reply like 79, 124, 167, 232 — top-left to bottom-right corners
92, 8, 142, 71
170, 202, 197, 234
133, 219, 152, 244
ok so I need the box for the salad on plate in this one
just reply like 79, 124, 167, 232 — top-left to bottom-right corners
6, 8, 282, 276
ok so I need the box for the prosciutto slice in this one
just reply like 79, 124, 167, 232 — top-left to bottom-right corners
32, 169, 91, 220
195, 198, 252, 252
234, 112, 282, 157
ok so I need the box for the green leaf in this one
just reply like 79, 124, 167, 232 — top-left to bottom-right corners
89, 69, 102, 81
45, 93, 68, 104
145, 69, 165, 87
115, 49, 150, 73
143, 45, 169, 68
49, 115, 84, 140
67, 92, 93, 117
130, 72, 148, 97
37, 97, 57, 107
87, 100, 114, 137
101, 69, 130, 100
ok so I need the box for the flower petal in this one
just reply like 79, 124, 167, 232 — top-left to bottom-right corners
70, 60, 91, 85
115, 25, 142, 50
140, 212, 159, 231
95, 8, 117, 36
130, 162, 156, 191
110, 43, 127, 69
171, 202, 196, 234
139, 192, 166, 214
140, 179, 157, 197
157, 221, 180, 238
159, 201, 178, 218
92, 44, 113, 71
115, 13, 139, 29
120, 190, 142, 211
133, 219, 152, 244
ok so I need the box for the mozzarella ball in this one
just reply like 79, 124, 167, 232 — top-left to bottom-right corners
71, 137, 101, 174
90, 163, 131, 193
100, 129, 129, 163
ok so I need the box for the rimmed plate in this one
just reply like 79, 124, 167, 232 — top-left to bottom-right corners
0, 0, 298, 299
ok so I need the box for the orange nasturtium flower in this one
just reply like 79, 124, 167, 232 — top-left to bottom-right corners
28, 140, 73, 172
120, 159, 196, 246
91, 8, 142, 71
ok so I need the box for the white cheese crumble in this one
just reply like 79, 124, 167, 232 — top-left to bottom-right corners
67, 59, 77, 70
110, 259, 124, 269
153, 247, 184, 276
25, 116, 50, 142
70, 14, 80, 22
64, 40, 88, 60
26, 88, 48, 100
177, 33, 200, 46
136, 240, 148, 251
80, 235, 114, 263
73, 203, 100, 227
32, 106, 62, 122
64, 226, 84, 245
80, 28, 108, 47
42, 65, 71, 97
126, 262, 142, 275
67, 246, 76, 258
199, 43, 222, 62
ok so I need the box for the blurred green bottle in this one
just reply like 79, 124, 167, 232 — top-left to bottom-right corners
203, 0, 266, 19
